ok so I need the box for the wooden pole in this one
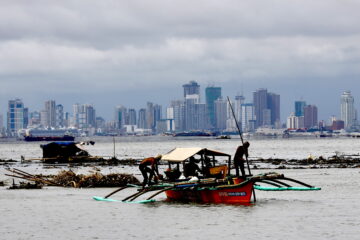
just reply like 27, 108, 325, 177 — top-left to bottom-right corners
104, 186, 129, 199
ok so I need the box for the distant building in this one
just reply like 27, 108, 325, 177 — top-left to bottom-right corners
74, 104, 96, 129
45, 100, 56, 128
253, 89, 280, 128
287, 113, 304, 129
234, 95, 245, 127
340, 91, 356, 130
170, 100, 185, 132
241, 103, 255, 132
137, 108, 146, 129
128, 109, 137, 125
304, 105, 318, 129
7, 99, 25, 135
115, 105, 127, 130
183, 81, 200, 98
214, 97, 227, 130
205, 86, 222, 128
331, 120, 345, 130
55, 104, 64, 128
295, 101, 306, 117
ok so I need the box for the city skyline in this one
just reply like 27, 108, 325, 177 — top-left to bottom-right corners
1, 84, 357, 123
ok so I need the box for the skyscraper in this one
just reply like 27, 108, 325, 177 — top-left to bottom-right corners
295, 101, 306, 117
253, 89, 268, 127
128, 109, 137, 125
214, 97, 227, 130
183, 81, 200, 98
137, 108, 146, 129
205, 86, 222, 128
241, 103, 255, 132
115, 105, 127, 130
304, 105, 318, 128
7, 99, 25, 135
341, 91, 356, 129
253, 89, 280, 128
55, 104, 64, 128
74, 104, 96, 129
45, 100, 56, 128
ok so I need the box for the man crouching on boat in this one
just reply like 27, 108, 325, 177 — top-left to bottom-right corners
139, 155, 163, 188
233, 141, 250, 177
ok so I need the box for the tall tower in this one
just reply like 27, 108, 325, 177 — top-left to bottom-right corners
295, 101, 306, 117
253, 89, 268, 127
45, 100, 56, 128
183, 81, 200, 98
341, 91, 356, 129
205, 86, 222, 128
267, 93, 280, 126
304, 105, 318, 129
214, 97, 227, 130
7, 99, 25, 135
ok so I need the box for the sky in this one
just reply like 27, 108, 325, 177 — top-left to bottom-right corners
0, 0, 359, 122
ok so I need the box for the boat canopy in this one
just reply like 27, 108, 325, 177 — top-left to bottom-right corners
161, 147, 230, 163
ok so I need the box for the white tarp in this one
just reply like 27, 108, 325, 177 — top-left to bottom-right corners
161, 147, 229, 163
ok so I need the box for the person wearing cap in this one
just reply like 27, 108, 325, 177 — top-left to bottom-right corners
139, 155, 162, 188
233, 141, 250, 177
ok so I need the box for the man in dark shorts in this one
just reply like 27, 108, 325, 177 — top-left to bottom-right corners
233, 141, 250, 177
139, 155, 162, 188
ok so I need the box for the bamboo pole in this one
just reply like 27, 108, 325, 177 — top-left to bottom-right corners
104, 186, 129, 199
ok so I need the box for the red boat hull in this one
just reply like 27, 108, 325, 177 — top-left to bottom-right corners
165, 181, 254, 204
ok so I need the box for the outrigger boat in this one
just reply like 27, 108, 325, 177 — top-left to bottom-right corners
94, 147, 321, 204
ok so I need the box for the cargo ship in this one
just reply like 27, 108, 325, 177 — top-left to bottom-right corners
22, 129, 76, 142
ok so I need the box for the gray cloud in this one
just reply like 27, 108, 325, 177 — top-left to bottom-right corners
0, 0, 359, 120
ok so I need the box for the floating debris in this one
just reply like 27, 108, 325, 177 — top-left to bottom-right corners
5, 168, 140, 188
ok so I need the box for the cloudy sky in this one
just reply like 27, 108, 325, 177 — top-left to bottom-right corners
0, 0, 359, 121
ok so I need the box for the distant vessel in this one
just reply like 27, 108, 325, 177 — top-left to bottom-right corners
174, 131, 216, 137
22, 129, 75, 142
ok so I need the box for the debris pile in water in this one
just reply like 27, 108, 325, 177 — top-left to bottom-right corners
51, 170, 140, 188
5, 168, 140, 188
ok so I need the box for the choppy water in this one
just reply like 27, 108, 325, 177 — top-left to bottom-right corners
1, 137, 360, 239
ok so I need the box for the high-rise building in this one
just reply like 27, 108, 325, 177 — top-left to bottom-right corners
253, 89, 280, 128
183, 81, 200, 98
73, 104, 96, 129
137, 108, 147, 129
287, 113, 304, 129
304, 105, 318, 129
340, 91, 356, 129
268, 93, 280, 126
146, 102, 162, 131
45, 100, 56, 128
253, 89, 268, 128
295, 101, 306, 117
214, 97, 227, 130
114, 105, 127, 130
241, 103, 255, 132
128, 109, 137, 125
55, 104, 64, 128
205, 86, 222, 128
171, 100, 185, 132
7, 99, 25, 135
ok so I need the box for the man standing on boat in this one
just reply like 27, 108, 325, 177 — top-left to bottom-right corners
233, 141, 250, 177
139, 155, 162, 188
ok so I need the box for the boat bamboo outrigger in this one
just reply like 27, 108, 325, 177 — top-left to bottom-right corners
94, 147, 321, 204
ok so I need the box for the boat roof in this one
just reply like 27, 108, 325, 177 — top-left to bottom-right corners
161, 147, 230, 163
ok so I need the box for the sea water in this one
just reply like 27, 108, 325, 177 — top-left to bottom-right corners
0, 136, 359, 239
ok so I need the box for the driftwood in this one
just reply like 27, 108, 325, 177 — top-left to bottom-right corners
5, 168, 140, 188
